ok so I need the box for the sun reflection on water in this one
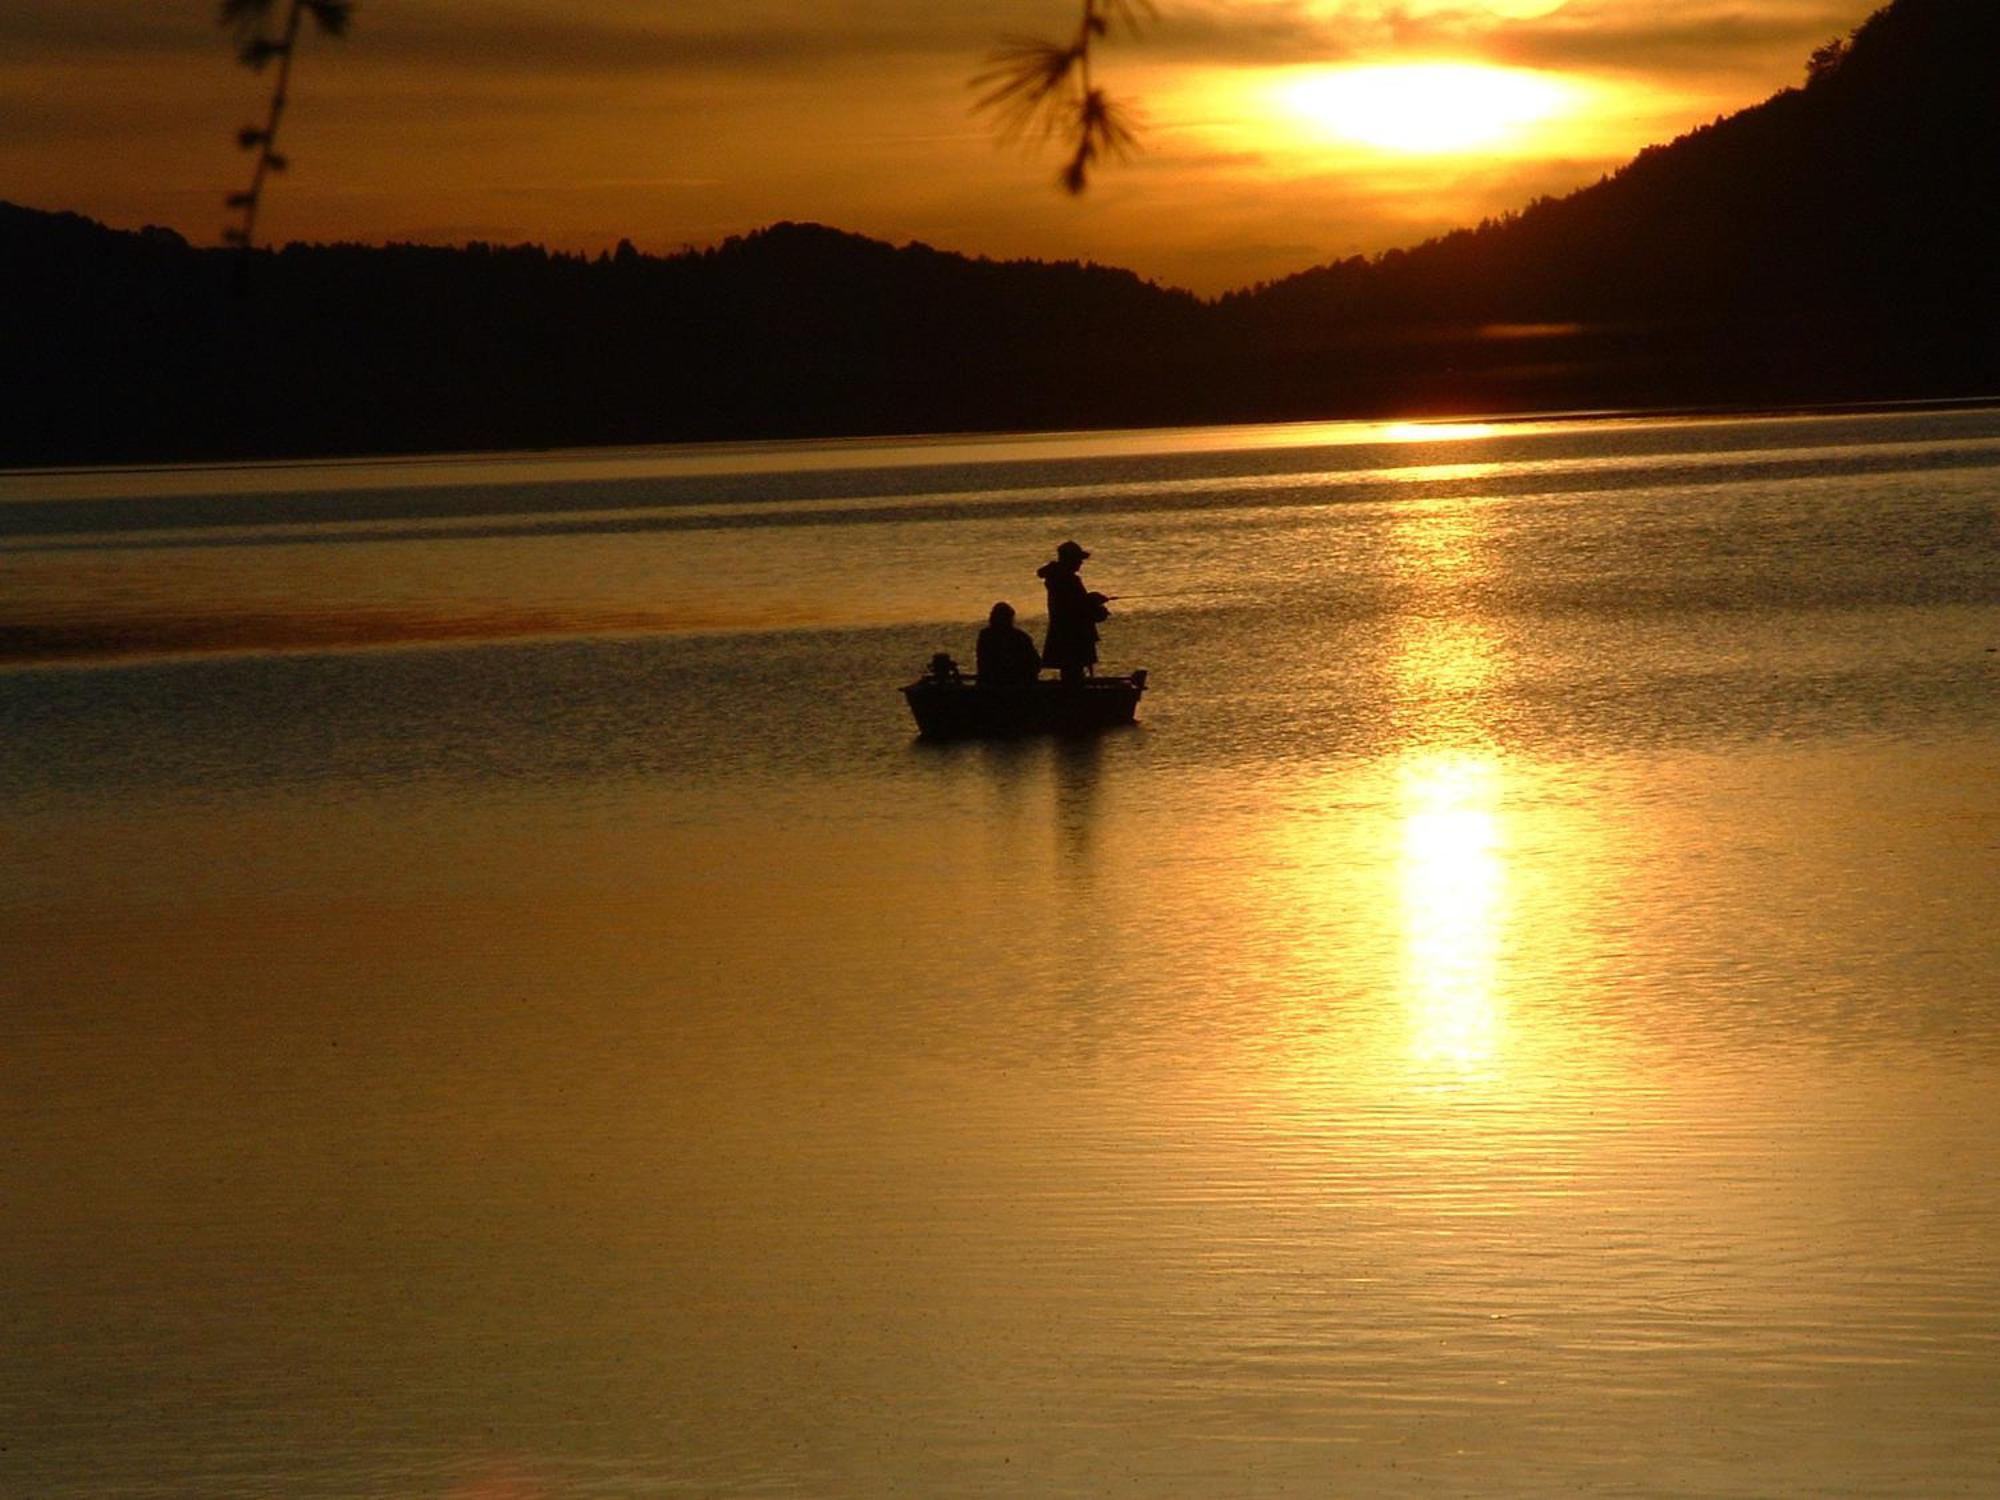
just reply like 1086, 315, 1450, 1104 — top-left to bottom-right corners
1399, 751, 1508, 1075
1388, 496, 1505, 749
1385, 490, 1511, 1076
1377, 421, 1501, 443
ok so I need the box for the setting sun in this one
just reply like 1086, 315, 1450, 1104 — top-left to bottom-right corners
1280, 62, 1577, 155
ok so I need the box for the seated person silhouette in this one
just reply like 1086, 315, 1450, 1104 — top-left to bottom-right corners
976, 601, 1042, 687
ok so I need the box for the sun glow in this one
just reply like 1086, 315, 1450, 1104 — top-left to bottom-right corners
1281, 63, 1575, 155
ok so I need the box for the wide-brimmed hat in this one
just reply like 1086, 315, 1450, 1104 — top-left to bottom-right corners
1055, 539, 1090, 562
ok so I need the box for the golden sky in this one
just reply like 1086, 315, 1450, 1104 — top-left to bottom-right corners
2, 0, 1880, 294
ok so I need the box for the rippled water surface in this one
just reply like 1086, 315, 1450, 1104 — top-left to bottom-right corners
5, 409, 2000, 1496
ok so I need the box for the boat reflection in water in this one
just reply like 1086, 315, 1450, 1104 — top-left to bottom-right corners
901, 657, 1148, 739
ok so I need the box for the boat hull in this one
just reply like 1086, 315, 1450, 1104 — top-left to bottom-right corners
901, 673, 1147, 739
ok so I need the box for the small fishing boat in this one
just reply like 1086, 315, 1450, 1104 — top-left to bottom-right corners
901, 659, 1148, 739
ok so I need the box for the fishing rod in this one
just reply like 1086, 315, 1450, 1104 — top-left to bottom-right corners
1097, 587, 1243, 601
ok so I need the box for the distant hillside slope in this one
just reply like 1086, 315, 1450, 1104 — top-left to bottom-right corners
1, 0, 1992, 464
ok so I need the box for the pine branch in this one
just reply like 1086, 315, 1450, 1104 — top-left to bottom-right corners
975, 0, 1153, 193
221, 0, 354, 254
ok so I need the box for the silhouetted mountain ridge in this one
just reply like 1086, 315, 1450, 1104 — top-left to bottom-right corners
2, 0, 1992, 464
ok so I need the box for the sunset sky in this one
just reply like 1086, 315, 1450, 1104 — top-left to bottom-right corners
4, 0, 1881, 294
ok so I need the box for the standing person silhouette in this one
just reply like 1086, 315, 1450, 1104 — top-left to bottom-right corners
1037, 539, 1106, 686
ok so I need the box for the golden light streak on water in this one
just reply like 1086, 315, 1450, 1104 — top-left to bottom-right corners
1382, 486, 1514, 1080
1398, 751, 1508, 1076
1377, 422, 1502, 443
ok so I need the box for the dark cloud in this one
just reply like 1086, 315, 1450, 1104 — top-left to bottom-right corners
1131, 147, 1275, 172
373, 8, 956, 74
1139, 0, 1872, 81
2, 0, 1876, 83
0, 2, 908, 71
1138, 2, 1370, 66
0, 9, 206, 55
488, 178, 725, 198
0, 0, 998, 73
0, 92, 151, 147
1480, 3, 1872, 79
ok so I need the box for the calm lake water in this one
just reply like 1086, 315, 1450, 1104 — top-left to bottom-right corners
5, 407, 2000, 1497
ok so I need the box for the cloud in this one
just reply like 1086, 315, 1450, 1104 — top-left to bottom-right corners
1130, 147, 1276, 172
0, 0, 1001, 73
488, 178, 726, 198
1143, 0, 1874, 80
375, 7, 955, 75
0, 9, 206, 56
1, 0, 1876, 86
1136, 2, 1375, 66
1478, 1, 1873, 79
